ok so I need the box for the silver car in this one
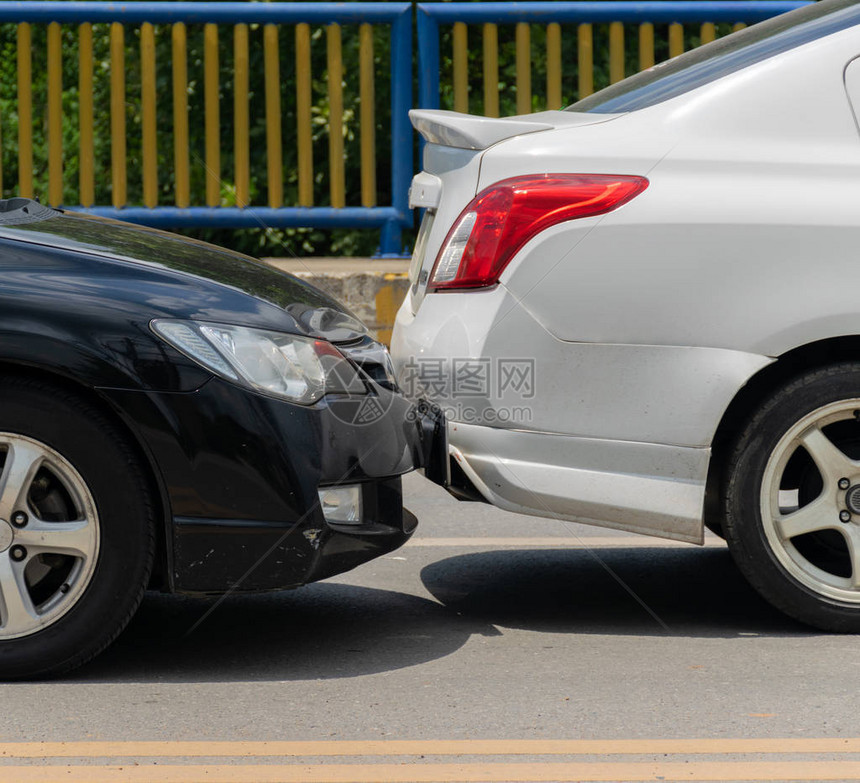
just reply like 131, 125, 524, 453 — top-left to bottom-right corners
393, 0, 860, 631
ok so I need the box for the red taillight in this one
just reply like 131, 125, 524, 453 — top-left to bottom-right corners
428, 174, 649, 291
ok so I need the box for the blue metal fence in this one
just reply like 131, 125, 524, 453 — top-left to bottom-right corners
0, 1, 413, 256
0, 2, 820, 256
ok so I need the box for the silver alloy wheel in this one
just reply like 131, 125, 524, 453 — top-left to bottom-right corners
761, 400, 860, 604
0, 433, 99, 640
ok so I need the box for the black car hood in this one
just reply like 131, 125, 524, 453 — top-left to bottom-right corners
0, 205, 369, 343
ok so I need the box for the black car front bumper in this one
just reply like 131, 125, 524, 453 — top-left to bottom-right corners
101, 377, 425, 594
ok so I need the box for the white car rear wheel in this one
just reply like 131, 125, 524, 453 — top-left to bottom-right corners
725, 364, 860, 630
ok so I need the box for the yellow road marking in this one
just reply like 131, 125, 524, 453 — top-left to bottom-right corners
3, 761, 860, 782
2, 738, 860, 758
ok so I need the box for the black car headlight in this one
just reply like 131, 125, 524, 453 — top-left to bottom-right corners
151, 320, 366, 404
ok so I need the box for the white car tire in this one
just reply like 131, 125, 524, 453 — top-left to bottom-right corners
725, 363, 860, 631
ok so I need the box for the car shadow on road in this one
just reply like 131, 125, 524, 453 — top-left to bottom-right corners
419, 545, 817, 638
75, 543, 817, 682
74, 583, 495, 684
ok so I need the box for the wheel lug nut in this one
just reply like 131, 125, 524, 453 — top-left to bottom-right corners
11, 511, 27, 528
839, 478, 851, 490
9, 545, 26, 561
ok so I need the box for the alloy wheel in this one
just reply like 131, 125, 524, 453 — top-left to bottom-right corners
0, 434, 99, 640
760, 400, 860, 604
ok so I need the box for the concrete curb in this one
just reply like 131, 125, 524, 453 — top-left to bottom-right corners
263, 258, 410, 344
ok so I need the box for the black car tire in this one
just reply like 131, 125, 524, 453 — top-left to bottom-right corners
0, 376, 155, 679
724, 363, 860, 631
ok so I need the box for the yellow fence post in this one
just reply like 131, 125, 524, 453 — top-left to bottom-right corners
669, 23, 684, 58
359, 23, 376, 208
47, 21, 63, 207
79, 23, 94, 207
204, 23, 221, 207
453, 22, 468, 113
515, 22, 531, 115
264, 23, 283, 209
327, 23, 345, 209
141, 22, 158, 208
172, 23, 190, 209
110, 22, 126, 208
578, 24, 593, 99
700, 22, 717, 44
17, 24, 32, 199
639, 23, 655, 70
546, 23, 562, 110
296, 23, 313, 207
609, 21, 625, 84
234, 23, 250, 208
483, 23, 499, 117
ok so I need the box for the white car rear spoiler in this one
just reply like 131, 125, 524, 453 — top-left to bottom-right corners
409, 108, 621, 151
409, 109, 554, 150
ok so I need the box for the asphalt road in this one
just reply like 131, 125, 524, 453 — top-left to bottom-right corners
2, 473, 860, 781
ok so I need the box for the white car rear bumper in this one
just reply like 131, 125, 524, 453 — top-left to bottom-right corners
392, 285, 773, 542
448, 421, 709, 543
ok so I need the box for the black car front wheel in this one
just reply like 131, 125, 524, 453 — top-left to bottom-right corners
0, 377, 155, 678
724, 363, 860, 631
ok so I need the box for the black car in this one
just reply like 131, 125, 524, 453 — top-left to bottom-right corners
0, 198, 431, 679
